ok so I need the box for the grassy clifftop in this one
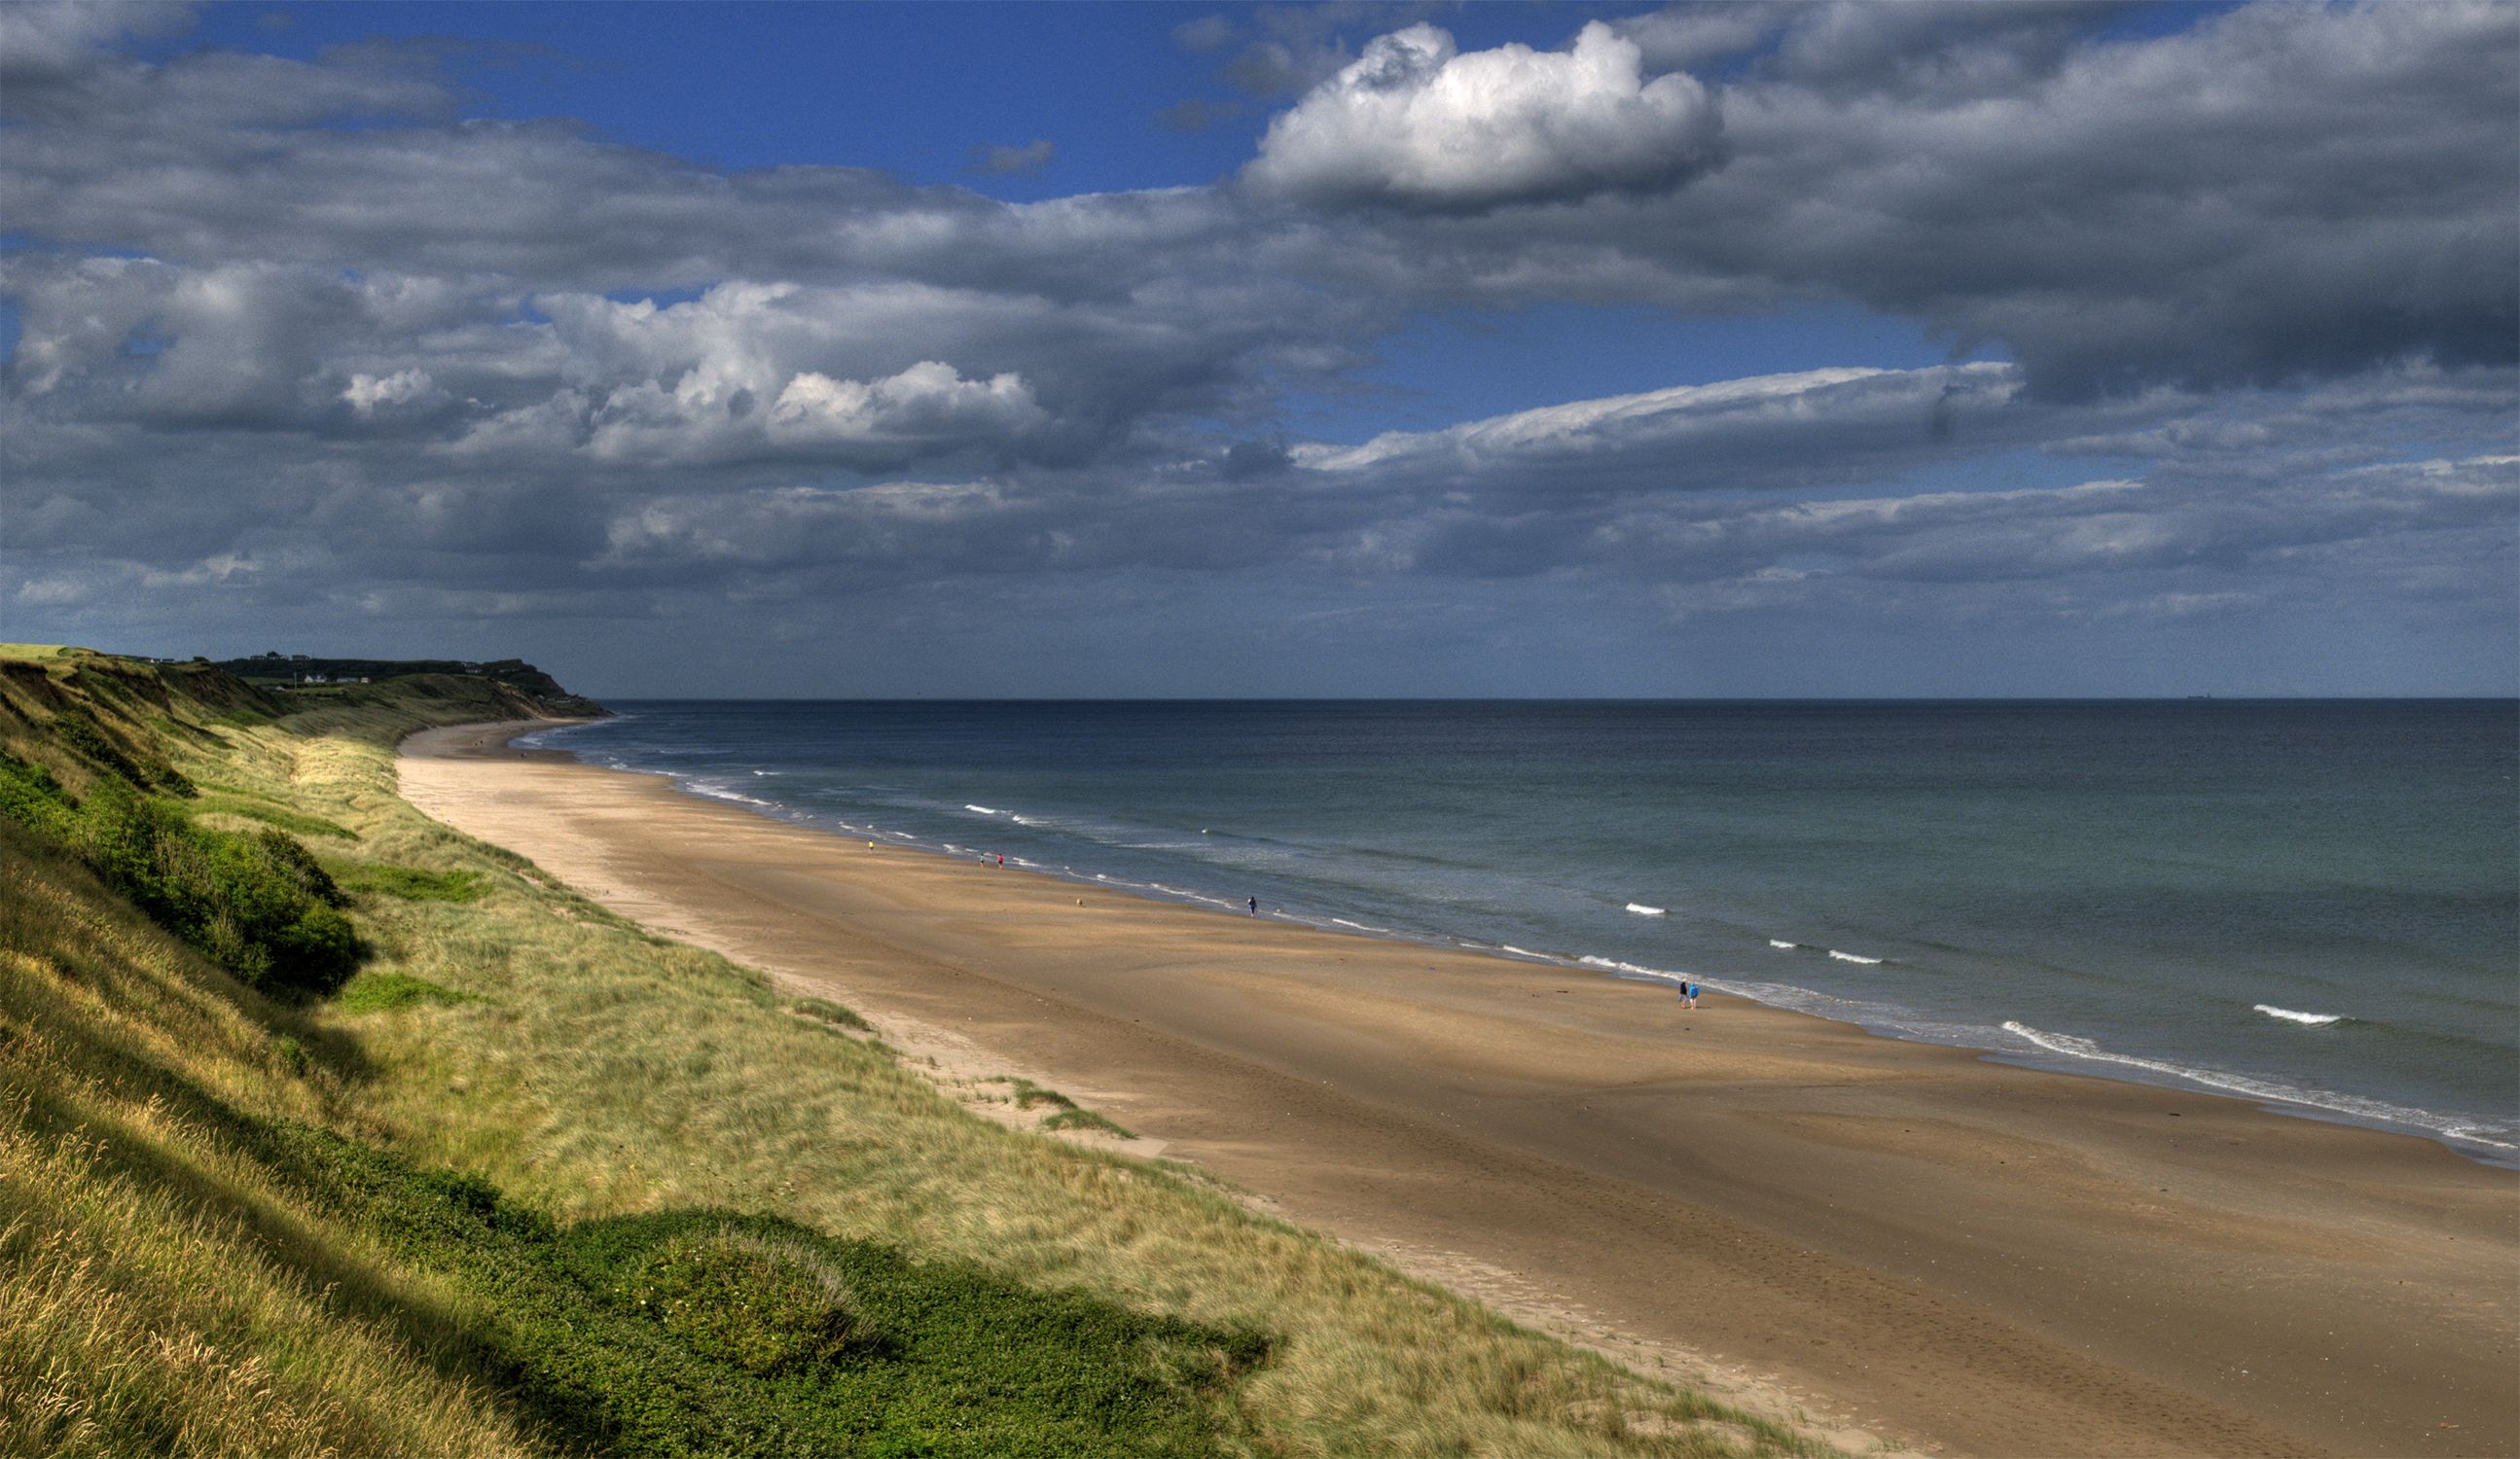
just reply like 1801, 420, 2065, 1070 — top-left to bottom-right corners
0, 651, 1821, 1458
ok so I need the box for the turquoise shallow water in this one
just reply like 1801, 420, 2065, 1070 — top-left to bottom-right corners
529, 699, 2520, 1162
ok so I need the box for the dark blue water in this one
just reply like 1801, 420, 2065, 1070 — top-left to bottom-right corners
527, 700, 2520, 1162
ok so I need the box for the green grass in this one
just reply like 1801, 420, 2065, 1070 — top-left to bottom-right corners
990, 1077, 1136, 1139
334, 972, 475, 1013
1041, 1108, 1136, 1140
186, 795, 359, 841
1002, 1077, 1079, 1112
788, 994, 875, 1033
335, 863, 483, 903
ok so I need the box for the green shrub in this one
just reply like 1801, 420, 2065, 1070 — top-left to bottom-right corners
624, 1228, 865, 1373
50, 710, 192, 794
232, 1123, 1268, 1458
67, 780, 362, 997
0, 750, 74, 839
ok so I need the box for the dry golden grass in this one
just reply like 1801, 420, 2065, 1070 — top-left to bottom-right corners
0, 832, 534, 1459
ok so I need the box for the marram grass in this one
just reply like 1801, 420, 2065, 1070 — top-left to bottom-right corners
1, 657, 1833, 1458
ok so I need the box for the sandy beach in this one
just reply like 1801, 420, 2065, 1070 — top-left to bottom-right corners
401, 720, 2517, 1458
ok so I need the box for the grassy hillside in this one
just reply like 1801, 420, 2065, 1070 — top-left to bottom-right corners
0, 650, 1823, 1457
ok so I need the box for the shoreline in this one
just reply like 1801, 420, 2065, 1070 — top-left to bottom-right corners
403, 718, 2518, 1458
510, 716, 2517, 1170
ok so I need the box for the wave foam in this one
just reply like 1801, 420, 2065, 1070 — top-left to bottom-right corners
1999, 1021, 2514, 1151
1578, 954, 1662, 979
2254, 1004, 2344, 1026
1768, 939, 1797, 949
1625, 903, 1667, 916
1828, 950, 1883, 965
964, 804, 1000, 815
688, 782, 774, 808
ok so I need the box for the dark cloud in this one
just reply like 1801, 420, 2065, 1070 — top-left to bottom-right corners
1316, 1, 2518, 398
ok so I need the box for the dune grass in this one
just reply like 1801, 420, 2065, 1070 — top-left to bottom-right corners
332, 862, 483, 903
0, 658, 1832, 1458
181, 794, 359, 841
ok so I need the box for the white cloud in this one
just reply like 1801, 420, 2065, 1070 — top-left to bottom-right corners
1296, 363, 2021, 481
767, 362, 1044, 447
1245, 21, 1722, 211
342, 368, 444, 416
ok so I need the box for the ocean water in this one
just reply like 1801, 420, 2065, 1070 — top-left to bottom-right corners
524, 700, 2520, 1163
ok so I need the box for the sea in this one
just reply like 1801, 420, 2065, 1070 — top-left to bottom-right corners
522, 699, 2520, 1165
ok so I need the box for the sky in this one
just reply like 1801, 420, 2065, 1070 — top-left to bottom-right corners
2, 0, 2513, 697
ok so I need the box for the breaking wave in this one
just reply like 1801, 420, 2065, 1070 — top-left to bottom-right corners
1999, 1021, 2512, 1151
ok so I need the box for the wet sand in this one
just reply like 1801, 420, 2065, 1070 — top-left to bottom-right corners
402, 720, 2517, 1457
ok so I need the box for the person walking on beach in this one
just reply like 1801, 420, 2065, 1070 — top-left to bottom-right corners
1247, 896, 1259, 917
1680, 981, 1699, 1010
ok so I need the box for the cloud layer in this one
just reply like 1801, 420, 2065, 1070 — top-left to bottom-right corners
3, 0, 2513, 694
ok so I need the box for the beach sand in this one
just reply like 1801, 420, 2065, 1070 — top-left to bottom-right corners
402, 721, 2517, 1457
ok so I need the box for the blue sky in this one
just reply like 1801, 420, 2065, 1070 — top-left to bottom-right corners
4, 0, 2512, 695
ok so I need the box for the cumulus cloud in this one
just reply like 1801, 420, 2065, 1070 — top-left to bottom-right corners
1266, 2, 2516, 397
342, 368, 448, 417
1245, 22, 1723, 211
453, 356, 1047, 470
767, 363, 1045, 447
